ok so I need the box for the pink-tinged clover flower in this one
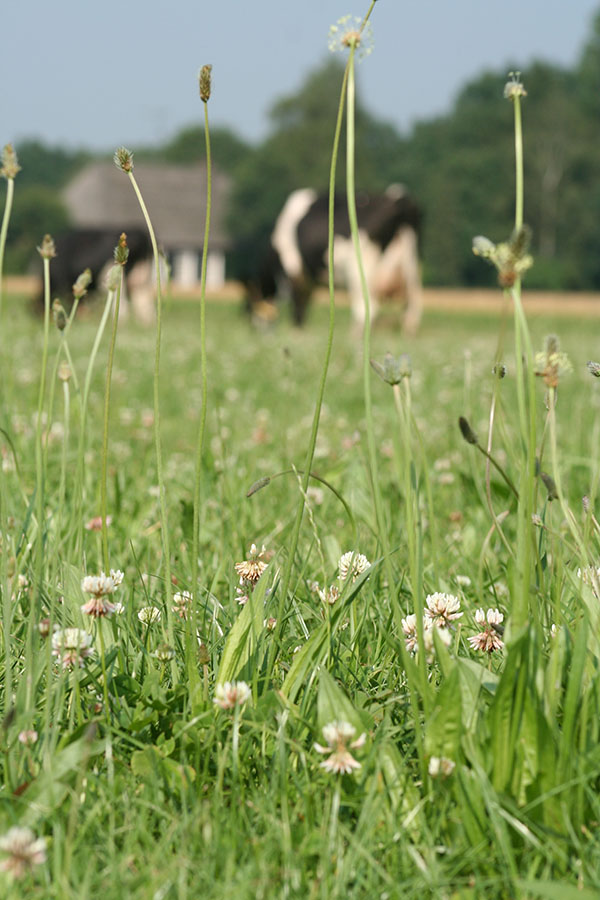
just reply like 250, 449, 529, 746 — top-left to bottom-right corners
81, 569, 124, 617
51, 628, 94, 668
213, 681, 251, 711
314, 720, 366, 775
0, 827, 46, 879
468, 608, 504, 653
424, 592, 463, 627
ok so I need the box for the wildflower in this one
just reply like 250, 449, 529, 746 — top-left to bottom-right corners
72, 268, 92, 300
152, 643, 175, 662
198, 64, 212, 102
587, 361, 600, 378
318, 584, 340, 605
37, 234, 56, 260
137, 606, 161, 626
52, 299, 68, 331
84, 515, 113, 531
576, 565, 600, 598
264, 617, 277, 631
422, 623, 451, 659
328, 14, 373, 60
81, 570, 123, 617
37, 618, 51, 638
428, 756, 456, 779
114, 146, 134, 172
425, 592, 463, 627
172, 590, 192, 619
0, 827, 46, 879
58, 362, 72, 382
472, 226, 533, 287
458, 416, 478, 445
503, 71, 527, 101
338, 551, 371, 582
533, 336, 572, 388
455, 575, 471, 588
213, 681, 251, 710
17, 730, 38, 746
1, 144, 21, 180
314, 720, 366, 775
468, 608, 504, 653
370, 352, 411, 386
51, 628, 94, 668
235, 544, 268, 585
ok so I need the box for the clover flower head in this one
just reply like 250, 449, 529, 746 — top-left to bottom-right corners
81, 570, 123, 617
152, 643, 176, 662
137, 606, 161, 626
213, 681, 252, 710
318, 584, 340, 605
468, 608, 504, 653
314, 720, 366, 774
172, 590, 192, 619
51, 628, 94, 668
0, 827, 46, 879
504, 71, 527, 101
235, 544, 268, 586
425, 592, 463, 627
338, 551, 371, 582
428, 756, 456, 779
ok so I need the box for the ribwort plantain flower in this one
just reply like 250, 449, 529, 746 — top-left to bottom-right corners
587, 360, 600, 378
52, 299, 67, 331
72, 267, 92, 300
0, 827, 46, 879
114, 147, 134, 173
533, 335, 572, 389
472, 226, 533, 287
370, 352, 411, 385
213, 681, 251, 710
37, 234, 56, 260
0, 144, 21, 180
504, 71, 527, 101
198, 64, 212, 102
314, 720, 366, 775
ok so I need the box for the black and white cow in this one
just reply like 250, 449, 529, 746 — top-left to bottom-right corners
36, 227, 155, 324
246, 185, 423, 333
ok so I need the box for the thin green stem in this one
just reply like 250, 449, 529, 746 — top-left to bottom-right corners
100, 271, 122, 571
0, 176, 15, 333
126, 170, 175, 659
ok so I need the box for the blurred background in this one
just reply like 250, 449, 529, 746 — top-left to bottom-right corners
3, 0, 600, 293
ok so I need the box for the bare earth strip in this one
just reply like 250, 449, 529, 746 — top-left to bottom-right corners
7, 276, 600, 316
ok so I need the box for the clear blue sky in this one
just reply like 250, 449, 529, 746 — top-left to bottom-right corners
3, 0, 599, 151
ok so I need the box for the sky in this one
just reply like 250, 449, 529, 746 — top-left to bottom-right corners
3, 0, 599, 153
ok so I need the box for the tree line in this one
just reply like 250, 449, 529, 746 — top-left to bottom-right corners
5, 9, 600, 290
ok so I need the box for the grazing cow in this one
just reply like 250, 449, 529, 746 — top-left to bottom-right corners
246, 185, 423, 333
36, 227, 155, 324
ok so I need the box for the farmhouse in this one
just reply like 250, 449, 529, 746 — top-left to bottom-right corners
63, 161, 231, 290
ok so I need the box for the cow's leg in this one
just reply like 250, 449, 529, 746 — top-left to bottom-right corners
397, 229, 422, 336
128, 260, 155, 325
290, 277, 312, 325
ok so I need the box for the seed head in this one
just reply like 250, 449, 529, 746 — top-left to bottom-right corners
114, 147, 134, 173
504, 71, 527, 101
1, 144, 21, 180
72, 268, 92, 300
328, 15, 373, 60
52, 299, 68, 331
37, 234, 56, 260
114, 232, 129, 266
458, 416, 478, 445
199, 64, 212, 102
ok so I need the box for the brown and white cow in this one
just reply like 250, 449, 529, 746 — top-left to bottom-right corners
246, 185, 423, 333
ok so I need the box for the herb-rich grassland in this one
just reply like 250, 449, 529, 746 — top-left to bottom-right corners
2, 290, 600, 899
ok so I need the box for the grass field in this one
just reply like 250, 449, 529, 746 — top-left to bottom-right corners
1, 286, 600, 899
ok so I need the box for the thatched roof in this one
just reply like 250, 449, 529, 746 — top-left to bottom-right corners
64, 161, 231, 251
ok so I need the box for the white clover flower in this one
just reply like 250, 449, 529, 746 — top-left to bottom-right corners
213, 681, 252, 711
424, 592, 463, 627
402, 613, 419, 654
0, 827, 46, 879
51, 628, 94, 668
428, 756, 456, 779
338, 551, 371, 582
81, 569, 124, 617
17, 730, 38, 746
172, 590, 192, 619
137, 606, 161, 626
455, 575, 471, 588
235, 544, 268, 586
318, 584, 340, 605
468, 608, 504, 653
314, 720, 366, 775
152, 643, 175, 662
